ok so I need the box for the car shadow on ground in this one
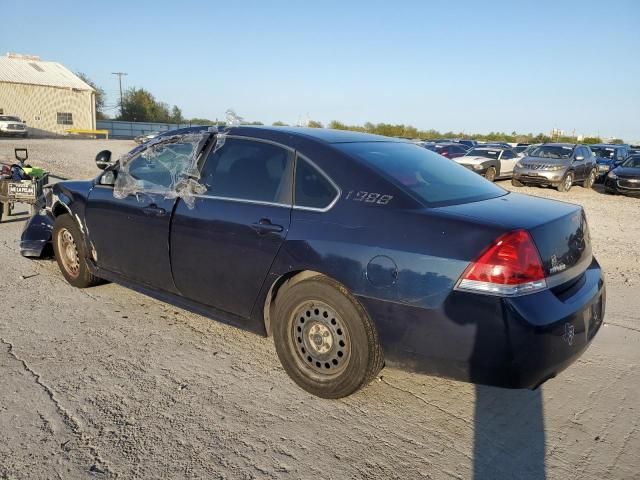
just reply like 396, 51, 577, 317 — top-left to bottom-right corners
473, 385, 545, 479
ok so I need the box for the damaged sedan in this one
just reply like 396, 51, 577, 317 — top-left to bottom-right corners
21, 126, 605, 398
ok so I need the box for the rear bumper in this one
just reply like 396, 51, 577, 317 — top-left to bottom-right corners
360, 258, 605, 389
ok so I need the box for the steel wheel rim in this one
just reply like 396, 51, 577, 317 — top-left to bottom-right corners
289, 300, 351, 378
588, 170, 595, 187
57, 228, 80, 278
565, 174, 572, 190
486, 168, 496, 181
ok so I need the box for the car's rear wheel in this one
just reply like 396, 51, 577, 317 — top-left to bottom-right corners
272, 275, 384, 398
583, 168, 596, 189
53, 214, 100, 288
511, 178, 524, 187
485, 166, 497, 182
557, 172, 574, 192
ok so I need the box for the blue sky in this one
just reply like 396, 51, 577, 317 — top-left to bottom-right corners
2, 0, 639, 140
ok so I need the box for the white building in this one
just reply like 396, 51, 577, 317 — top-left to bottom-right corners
0, 53, 95, 135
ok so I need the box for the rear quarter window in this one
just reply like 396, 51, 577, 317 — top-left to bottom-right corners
336, 142, 506, 207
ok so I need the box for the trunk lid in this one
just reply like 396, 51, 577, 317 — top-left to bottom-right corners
436, 192, 592, 285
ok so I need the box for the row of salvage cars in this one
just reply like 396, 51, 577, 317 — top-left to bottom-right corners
20, 126, 607, 398
422, 140, 640, 196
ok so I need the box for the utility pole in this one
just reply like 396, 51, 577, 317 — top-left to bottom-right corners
111, 72, 128, 117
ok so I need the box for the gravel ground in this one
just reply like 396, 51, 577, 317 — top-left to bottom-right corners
0, 138, 136, 179
0, 139, 638, 479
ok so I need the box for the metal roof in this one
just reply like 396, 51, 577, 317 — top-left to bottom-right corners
0, 54, 93, 91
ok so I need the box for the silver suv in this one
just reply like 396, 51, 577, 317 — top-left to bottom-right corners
512, 143, 597, 192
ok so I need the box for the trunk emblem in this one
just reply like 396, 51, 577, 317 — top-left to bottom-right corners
563, 323, 575, 346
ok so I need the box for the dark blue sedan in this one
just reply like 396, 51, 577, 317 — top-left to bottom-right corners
21, 126, 605, 398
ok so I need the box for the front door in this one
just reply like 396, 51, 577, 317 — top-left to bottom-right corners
499, 149, 518, 176
170, 137, 294, 318
86, 137, 205, 292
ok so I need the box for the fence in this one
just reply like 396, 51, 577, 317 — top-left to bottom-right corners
96, 120, 204, 139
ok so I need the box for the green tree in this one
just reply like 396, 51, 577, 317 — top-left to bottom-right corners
118, 88, 173, 123
76, 72, 107, 119
609, 138, 624, 144
190, 118, 216, 125
582, 137, 602, 144
272, 121, 288, 126
170, 105, 184, 124
307, 120, 323, 128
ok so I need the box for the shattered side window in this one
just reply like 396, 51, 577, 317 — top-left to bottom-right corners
113, 132, 210, 208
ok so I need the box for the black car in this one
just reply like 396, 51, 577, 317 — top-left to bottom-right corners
423, 142, 468, 159
21, 126, 605, 398
604, 155, 640, 196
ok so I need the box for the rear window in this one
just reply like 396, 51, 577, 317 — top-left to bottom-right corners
336, 142, 506, 207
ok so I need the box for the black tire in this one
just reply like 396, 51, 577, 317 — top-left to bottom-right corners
583, 168, 596, 189
485, 166, 497, 182
272, 275, 384, 398
557, 172, 574, 192
511, 178, 524, 187
52, 214, 100, 288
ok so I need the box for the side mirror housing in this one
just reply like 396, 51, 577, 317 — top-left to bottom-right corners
574, 155, 584, 162
95, 150, 112, 170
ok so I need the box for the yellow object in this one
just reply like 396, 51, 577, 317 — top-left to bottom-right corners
65, 128, 109, 139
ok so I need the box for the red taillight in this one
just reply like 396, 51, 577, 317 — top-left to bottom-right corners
457, 230, 546, 296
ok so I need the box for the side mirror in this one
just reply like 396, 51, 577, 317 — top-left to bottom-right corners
574, 155, 584, 162
95, 150, 112, 170
14, 148, 28, 163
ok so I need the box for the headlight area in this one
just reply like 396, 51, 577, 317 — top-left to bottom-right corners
607, 171, 617, 180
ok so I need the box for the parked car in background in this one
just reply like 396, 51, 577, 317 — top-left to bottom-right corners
0, 115, 28, 138
628, 145, 640, 155
455, 146, 520, 181
519, 143, 541, 157
480, 142, 513, 149
514, 143, 531, 155
134, 131, 161, 144
604, 154, 640, 196
454, 139, 478, 149
512, 143, 597, 192
19, 126, 605, 398
423, 142, 468, 159
590, 144, 630, 181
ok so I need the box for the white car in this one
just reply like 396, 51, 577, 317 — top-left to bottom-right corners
0, 115, 28, 137
454, 147, 520, 182
134, 131, 160, 144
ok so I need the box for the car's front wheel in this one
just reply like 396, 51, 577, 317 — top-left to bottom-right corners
53, 214, 100, 288
272, 275, 384, 398
557, 172, 574, 192
485, 166, 497, 182
511, 178, 524, 187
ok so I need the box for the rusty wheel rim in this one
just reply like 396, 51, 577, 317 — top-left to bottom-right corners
57, 228, 80, 278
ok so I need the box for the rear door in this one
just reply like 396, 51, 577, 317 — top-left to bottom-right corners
170, 137, 294, 318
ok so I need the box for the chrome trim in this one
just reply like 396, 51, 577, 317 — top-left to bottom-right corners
219, 134, 296, 153
192, 194, 291, 208
292, 153, 341, 213
455, 278, 547, 297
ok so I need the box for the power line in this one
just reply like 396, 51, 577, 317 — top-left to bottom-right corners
111, 72, 128, 117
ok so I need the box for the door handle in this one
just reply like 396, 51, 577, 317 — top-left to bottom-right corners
142, 204, 167, 217
251, 218, 284, 234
